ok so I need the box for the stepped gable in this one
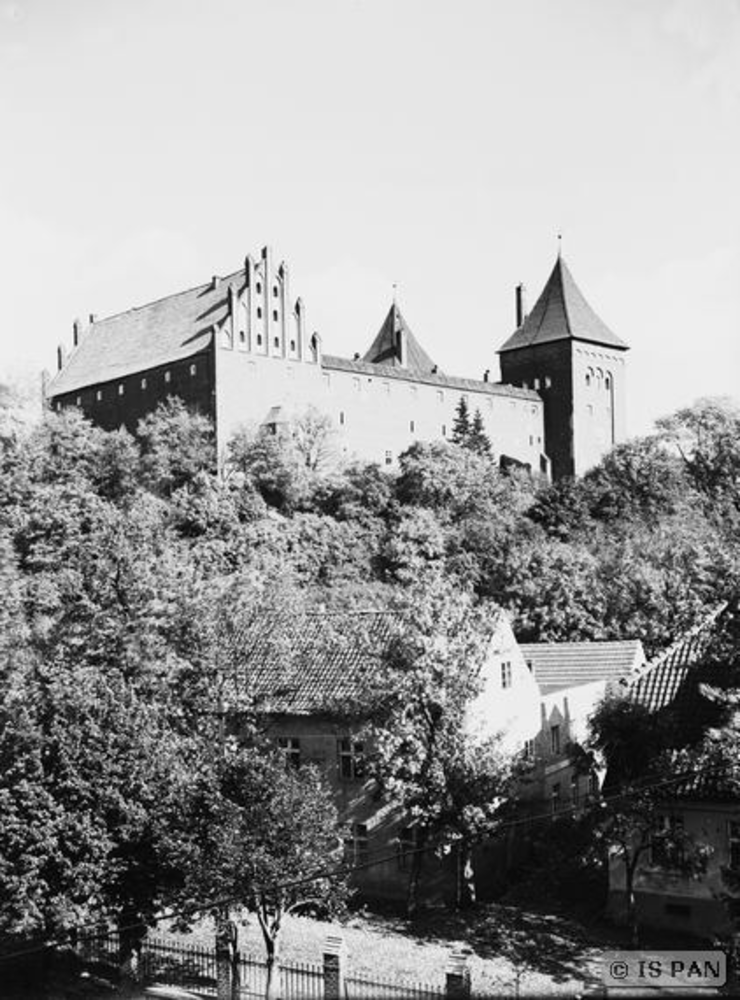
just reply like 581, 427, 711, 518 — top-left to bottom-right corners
519, 640, 645, 695
49, 270, 243, 396
499, 256, 628, 353
363, 303, 441, 375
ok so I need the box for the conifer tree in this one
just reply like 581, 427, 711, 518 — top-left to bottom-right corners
468, 409, 492, 456
451, 396, 471, 446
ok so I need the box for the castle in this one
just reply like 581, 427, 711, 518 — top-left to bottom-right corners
46, 246, 628, 479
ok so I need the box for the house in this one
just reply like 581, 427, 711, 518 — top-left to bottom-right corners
605, 604, 739, 938
221, 607, 541, 905
518, 640, 647, 811
46, 246, 628, 479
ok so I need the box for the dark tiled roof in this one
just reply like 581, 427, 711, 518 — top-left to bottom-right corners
627, 605, 728, 714
322, 354, 539, 401
48, 272, 243, 396
498, 256, 628, 354
519, 640, 645, 694
662, 766, 740, 802
225, 611, 396, 715
362, 303, 440, 374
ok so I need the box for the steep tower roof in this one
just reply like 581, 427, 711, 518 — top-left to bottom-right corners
498, 256, 628, 353
363, 303, 441, 375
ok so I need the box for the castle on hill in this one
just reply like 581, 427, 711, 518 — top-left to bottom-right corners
46, 246, 628, 479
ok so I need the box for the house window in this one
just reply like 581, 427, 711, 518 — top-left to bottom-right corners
523, 738, 535, 761
385, 450, 392, 466
338, 738, 365, 780
278, 737, 301, 769
164, 371, 171, 384
550, 724, 561, 755
571, 775, 579, 807
141, 378, 147, 390
551, 783, 561, 815
501, 661, 512, 689
533, 378, 540, 390
397, 826, 419, 871
344, 823, 369, 867
96, 390, 102, 401
652, 815, 684, 868
353, 378, 361, 392
190, 364, 197, 376
728, 821, 740, 869
587, 770, 598, 797
76, 396, 81, 406
544, 376, 552, 389
437, 390, 444, 403
118, 383, 124, 396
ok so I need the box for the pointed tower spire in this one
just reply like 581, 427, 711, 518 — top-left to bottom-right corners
362, 302, 441, 374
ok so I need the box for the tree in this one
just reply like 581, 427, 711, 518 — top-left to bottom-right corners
468, 409, 492, 456
451, 396, 471, 446
585, 696, 710, 946
355, 576, 517, 913
292, 406, 338, 474
138, 398, 215, 496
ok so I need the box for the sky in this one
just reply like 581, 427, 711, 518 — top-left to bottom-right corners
0, 0, 738, 435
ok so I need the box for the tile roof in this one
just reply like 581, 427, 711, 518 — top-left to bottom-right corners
627, 604, 728, 715
362, 303, 440, 374
519, 640, 646, 694
498, 256, 628, 354
322, 354, 540, 400
48, 272, 244, 396
224, 611, 397, 715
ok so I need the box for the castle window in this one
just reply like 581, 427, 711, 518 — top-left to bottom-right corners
257, 334, 263, 346
596, 367, 603, 381
383, 381, 390, 394
409, 420, 415, 432
339, 411, 345, 425
96, 390, 102, 401
273, 337, 280, 348
290, 339, 296, 352
278, 737, 301, 769
118, 384, 124, 396
256, 281, 262, 294
523, 738, 535, 761
164, 371, 171, 383
587, 404, 594, 416
257, 307, 262, 319
436, 390, 444, 403
189, 364, 197, 376
529, 435, 534, 445
501, 662, 512, 689
442, 424, 447, 437
272, 310, 278, 322
585, 370, 592, 387
239, 330, 246, 344
385, 450, 392, 465
141, 378, 147, 390
353, 378, 361, 392
605, 376, 611, 390
273, 286, 278, 297
338, 738, 365, 781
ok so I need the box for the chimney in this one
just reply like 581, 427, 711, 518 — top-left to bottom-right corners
515, 283, 527, 328
73, 319, 82, 347
211, 275, 220, 290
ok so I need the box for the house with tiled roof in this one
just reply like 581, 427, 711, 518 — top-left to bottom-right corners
220, 607, 540, 905
517, 640, 647, 812
498, 254, 629, 479
46, 245, 628, 479
605, 603, 740, 939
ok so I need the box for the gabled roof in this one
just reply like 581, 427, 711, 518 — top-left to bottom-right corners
519, 640, 645, 695
363, 303, 441, 375
627, 604, 728, 715
498, 256, 628, 354
48, 271, 243, 396
225, 611, 395, 715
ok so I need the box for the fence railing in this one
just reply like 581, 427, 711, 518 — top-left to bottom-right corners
78, 930, 454, 999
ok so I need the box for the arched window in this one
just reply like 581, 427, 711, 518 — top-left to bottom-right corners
605, 373, 611, 390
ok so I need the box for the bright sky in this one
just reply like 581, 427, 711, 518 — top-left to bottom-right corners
1, 0, 738, 435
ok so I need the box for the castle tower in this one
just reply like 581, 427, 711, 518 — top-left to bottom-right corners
498, 256, 628, 480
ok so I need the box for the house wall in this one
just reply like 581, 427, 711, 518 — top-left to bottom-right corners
607, 800, 740, 939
